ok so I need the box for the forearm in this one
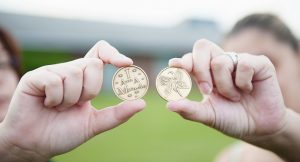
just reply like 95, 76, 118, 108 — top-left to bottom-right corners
247, 109, 300, 162
0, 124, 47, 162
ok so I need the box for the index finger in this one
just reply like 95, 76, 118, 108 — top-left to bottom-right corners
84, 40, 133, 67
192, 39, 223, 94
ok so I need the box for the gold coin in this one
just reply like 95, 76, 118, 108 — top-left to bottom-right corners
156, 67, 192, 101
112, 65, 149, 101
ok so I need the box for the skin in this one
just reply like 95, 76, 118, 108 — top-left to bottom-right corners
167, 39, 300, 162
0, 37, 299, 161
215, 143, 284, 162
215, 28, 300, 162
0, 42, 19, 122
0, 41, 146, 162
223, 28, 300, 112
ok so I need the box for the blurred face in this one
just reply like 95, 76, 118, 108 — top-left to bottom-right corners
223, 27, 300, 111
0, 41, 18, 122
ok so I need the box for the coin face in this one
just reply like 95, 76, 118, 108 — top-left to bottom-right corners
156, 67, 192, 101
112, 65, 149, 100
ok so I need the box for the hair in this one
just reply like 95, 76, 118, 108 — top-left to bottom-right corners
0, 26, 22, 77
227, 13, 299, 53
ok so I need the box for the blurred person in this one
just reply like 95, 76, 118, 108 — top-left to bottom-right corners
167, 40, 300, 162
1, 15, 300, 162
167, 13, 300, 162
0, 27, 21, 122
224, 13, 300, 112
0, 27, 146, 161
217, 13, 300, 162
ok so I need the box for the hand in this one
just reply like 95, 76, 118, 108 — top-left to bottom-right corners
0, 41, 146, 161
167, 39, 287, 140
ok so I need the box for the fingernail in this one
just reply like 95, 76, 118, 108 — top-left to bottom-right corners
166, 101, 177, 112
137, 99, 146, 107
168, 58, 175, 66
119, 54, 133, 62
166, 101, 174, 108
199, 82, 212, 95
124, 56, 133, 63
168, 58, 179, 67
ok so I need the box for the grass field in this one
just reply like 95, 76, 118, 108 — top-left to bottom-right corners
52, 90, 236, 162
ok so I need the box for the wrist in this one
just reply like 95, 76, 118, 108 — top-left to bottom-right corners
244, 106, 289, 143
0, 124, 48, 162
245, 108, 300, 161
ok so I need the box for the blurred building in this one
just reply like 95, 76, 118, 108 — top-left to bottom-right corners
0, 11, 222, 89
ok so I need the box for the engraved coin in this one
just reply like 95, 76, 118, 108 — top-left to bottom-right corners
156, 67, 192, 101
112, 65, 149, 100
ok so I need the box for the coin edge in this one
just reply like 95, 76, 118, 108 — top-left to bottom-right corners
112, 65, 149, 101
155, 67, 192, 101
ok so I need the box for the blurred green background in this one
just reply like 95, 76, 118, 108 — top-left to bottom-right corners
2, 3, 298, 161
52, 90, 236, 162
22, 52, 236, 162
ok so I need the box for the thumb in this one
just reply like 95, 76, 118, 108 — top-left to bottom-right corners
167, 99, 216, 126
89, 99, 146, 136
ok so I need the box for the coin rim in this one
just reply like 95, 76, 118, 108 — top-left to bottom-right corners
156, 67, 192, 101
112, 65, 149, 101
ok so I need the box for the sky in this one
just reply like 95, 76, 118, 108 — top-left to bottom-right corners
0, 0, 299, 37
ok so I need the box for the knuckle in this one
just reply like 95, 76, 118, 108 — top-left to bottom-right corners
260, 55, 271, 63
96, 40, 118, 54
87, 58, 104, 68
69, 67, 83, 78
238, 61, 252, 72
182, 53, 192, 58
260, 55, 274, 65
194, 39, 211, 49
259, 55, 276, 72
211, 58, 225, 71
259, 55, 269, 61
38, 65, 50, 71
46, 76, 61, 87
21, 70, 34, 81
95, 40, 108, 47
21, 69, 44, 83
193, 66, 206, 75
